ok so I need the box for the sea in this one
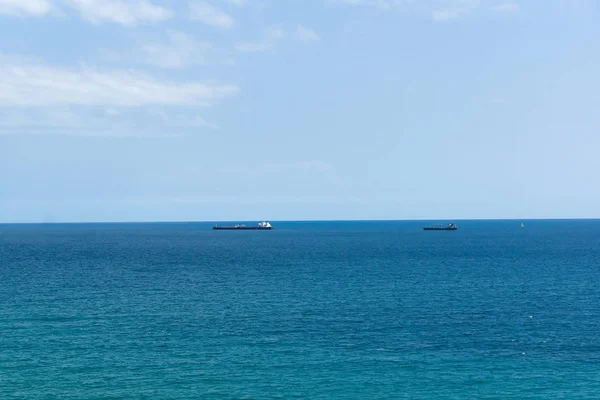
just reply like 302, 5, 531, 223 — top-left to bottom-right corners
1, 220, 600, 399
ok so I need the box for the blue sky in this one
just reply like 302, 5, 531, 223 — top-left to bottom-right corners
1, 0, 599, 222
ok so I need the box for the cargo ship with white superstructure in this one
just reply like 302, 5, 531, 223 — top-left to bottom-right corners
213, 221, 274, 230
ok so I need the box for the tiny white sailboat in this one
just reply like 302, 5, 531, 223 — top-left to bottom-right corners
521, 222, 525, 228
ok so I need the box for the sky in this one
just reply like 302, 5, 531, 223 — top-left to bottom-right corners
0, 0, 599, 222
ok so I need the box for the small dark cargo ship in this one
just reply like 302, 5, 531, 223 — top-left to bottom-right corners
213, 221, 274, 230
423, 223, 457, 231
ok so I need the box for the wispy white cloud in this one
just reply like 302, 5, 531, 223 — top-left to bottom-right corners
432, 0, 480, 21
140, 30, 212, 69
236, 27, 285, 52
0, 106, 219, 137
236, 26, 319, 53
223, 0, 246, 6
0, 50, 233, 137
491, 2, 519, 13
63, 0, 172, 25
328, 0, 420, 10
146, 108, 219, 129
432, 9, 461, 21
0, 54, 238, 107
0, 0, 52, 16
295, 25, 320, 43
329, 0, 412, 11
0, 0, 174, 24
332, 0, 482, 21
190, 1, 235, 29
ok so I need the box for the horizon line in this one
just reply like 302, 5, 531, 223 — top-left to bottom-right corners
2, 217, 600, 225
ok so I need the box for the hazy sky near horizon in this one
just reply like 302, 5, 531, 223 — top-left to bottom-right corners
1, 0, 599, 222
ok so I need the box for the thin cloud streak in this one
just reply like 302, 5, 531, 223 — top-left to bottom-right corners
331, 0, 484, 21
0, 0, 52, 16
63, 0, 173, 25
140, 30, 212, 69
189, 1, 235, 29
0, 106, 218, 137
0, 57, 238, 107
295, 25, 320, 43
491, 2, 519, 13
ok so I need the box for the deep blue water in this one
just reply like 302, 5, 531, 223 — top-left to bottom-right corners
1, 220, 600, 399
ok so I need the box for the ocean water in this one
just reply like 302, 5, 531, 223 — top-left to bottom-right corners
1, 220, 600, 399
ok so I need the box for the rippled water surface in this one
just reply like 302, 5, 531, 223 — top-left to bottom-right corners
1, 220, 600, 398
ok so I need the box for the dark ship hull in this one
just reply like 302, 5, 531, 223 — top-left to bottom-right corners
423, 223, 457, 231
213, 221, 274, 230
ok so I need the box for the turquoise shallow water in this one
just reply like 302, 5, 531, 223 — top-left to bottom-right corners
1, 220, 600, 399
